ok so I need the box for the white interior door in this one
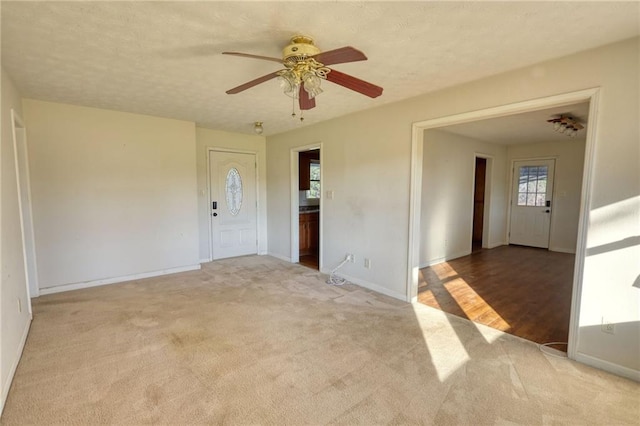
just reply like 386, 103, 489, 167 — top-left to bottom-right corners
209, 151, 257, 260
509, 159, 555, 248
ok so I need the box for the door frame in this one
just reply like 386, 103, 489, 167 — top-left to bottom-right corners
206, 147, 260, 261
290, 143, 323, 267
11, 109, 38, 307
506, 156, 557, 248
407, 88, 600, 361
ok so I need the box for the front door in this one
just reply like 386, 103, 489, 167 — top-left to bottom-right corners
509, 159, 555, 248
209, 151, 257, 260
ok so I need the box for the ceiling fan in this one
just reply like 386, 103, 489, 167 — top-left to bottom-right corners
223, 35, 383, 112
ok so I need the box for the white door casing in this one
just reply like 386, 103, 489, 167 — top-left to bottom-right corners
209, 151, 257, 260
12, 110, 39, 305
509, 159, 556, 248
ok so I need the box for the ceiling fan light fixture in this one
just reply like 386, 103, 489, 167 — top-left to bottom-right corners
302, 71, 323, 99
547, 115, 584, 138
254, 122, 264, 134
278, 71, 300, 98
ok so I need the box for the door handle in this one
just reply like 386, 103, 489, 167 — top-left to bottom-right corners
212, 212, 218, 217
544, 209, 550, 213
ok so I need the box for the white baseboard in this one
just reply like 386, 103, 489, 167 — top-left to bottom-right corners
321, 270, 406, 301
549, 246, 576, 254
574, 352, 640, 382
419, 249, 471, 269
267, 252, 292, 262
1, 316, 31, 416
199, 258, 212, 264
39, 264, 202, 296
487, 241, 506, 249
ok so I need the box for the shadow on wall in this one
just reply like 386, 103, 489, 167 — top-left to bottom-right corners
586, 235, 640, 257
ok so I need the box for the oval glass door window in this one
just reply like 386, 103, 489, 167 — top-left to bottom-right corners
225, 167, 243, 216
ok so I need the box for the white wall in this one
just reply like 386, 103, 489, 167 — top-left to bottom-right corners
420, 129, 507, 266
195, 128, 267, 261
267, 115, 411, 300
266, 38, 639, 376
0, 68, 31, 413
22, 100, 199, 290
507, 139, 586, 253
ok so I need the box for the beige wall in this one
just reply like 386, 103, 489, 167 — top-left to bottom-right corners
507, 139, 586, 253
0, 68, 31, 412
22, 100, 199, 290
420, 129, 508, 266
266, 38, 639, 375
195, 128, 267, 260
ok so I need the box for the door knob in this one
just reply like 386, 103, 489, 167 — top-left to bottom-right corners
544, 209, 550, 213
212, 212, 218, 217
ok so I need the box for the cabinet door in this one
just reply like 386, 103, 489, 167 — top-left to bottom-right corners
299, 152, 310, 190
308, 214, 319, 253
299, 215, 310, 255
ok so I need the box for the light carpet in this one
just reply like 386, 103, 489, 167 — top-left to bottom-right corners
2, 255, 638, 424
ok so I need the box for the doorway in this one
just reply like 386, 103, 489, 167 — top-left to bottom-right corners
208, 150, 258, 260
12, 110, 38, 307
408, 89, 599, 359
472, 157, 487, 252
290, 144, 323, 269
509, 159, 556, 248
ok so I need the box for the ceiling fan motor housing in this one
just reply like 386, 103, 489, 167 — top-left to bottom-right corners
283, 35, 320, 63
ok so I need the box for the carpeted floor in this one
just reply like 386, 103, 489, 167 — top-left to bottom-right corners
2, 255, 638, 424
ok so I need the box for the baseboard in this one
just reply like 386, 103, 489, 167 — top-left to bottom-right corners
0, 316, 31, 416
39, 264, 202, 296
267, 252, 292, 262
322, 270, 406, 302
574, 352, 640, 382
549, 246, 576, 254
419, 249, 471, 269
199, 258, 212, 264
486, 241, 506, 249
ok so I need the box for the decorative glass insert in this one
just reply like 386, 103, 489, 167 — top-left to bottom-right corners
517, 166, 548, 206
225, 167, 243, 216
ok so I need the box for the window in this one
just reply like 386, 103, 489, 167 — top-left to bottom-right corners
307, 161, 320, 199
517, 165, 548, 206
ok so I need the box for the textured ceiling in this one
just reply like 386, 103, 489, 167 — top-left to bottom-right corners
1, 2, 638, 136
440, 102, 590, 146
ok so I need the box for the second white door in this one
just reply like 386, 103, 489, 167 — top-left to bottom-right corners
509, 159, 555, 248
209, 151, 257, 260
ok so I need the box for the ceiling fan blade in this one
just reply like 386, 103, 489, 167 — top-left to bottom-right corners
226, 71, 281, 94
299, 86, 316, 110
312, 46, 367, 66
325, 69, 383, 98
222, 52, 283, 64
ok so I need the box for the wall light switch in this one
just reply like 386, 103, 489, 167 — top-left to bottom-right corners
326, 190, 334, 200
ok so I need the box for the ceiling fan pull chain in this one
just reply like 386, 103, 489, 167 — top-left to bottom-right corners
291, 96, 296, 118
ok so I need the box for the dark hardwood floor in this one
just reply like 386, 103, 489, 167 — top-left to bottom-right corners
418, 245, 575, 347
299, 254, 319, 270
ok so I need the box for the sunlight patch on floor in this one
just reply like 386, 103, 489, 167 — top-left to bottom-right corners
412, 303, 470, 382
443, 277, 511, 332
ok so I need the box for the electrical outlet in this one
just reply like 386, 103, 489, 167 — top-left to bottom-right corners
346, 253, 354, 263
17, 298, 22, 313
364, 258, 371, 269
601, 318, 615, 334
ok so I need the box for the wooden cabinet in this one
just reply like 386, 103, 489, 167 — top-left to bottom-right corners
299, 152, 310, 190
298, 150, 320, 191
299, 212, 319, 256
